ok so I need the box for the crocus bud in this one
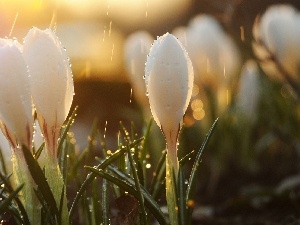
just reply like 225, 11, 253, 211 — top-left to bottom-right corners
23, 27, 72, 224
236, 60, 261, 122
0, 38, 40, 225
186, 15, 240, 87
145, 33, 194, 172
0, 39, 33, 149
23, 27, 74, 157
253, 4, 300, 83
184, 15, 241, 119
146, 32, 193, 225
124, 31, 153, 114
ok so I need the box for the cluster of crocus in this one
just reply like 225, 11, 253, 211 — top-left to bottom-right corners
253, 4, 300, 95
174, 15, 240, 117
0, 27, 73, 224
145, 32, 194, 225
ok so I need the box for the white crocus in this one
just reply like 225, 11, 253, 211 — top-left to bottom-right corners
186, 15, 240, 87
146, 33, 194, 172
23, 27, 73, 224
180, 15, 241, 122
23, 27, 74, 158
0, 38, 41, 224
236, 60, 261, 122
253, 4, 300, 84
124, 31, 153, 115
145, 33, 193, 225
0, 39, 33, 149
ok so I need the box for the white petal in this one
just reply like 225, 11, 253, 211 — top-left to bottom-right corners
0, 40, 33, 148
23, 27, 74, 129
146, 33, 194, 131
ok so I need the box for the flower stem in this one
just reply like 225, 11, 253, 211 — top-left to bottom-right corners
12, 148, 41, 225
166, 153, 179, 225
44, 148, 69, 225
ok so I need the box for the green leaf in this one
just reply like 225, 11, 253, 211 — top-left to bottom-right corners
149, 149, 167, 195
21, 145, 59, 217
0, 183, 24, 212
57, 105, 78, 158
101, 176, 109, 225
92, 178, 101, 225
69, 137, 144, 219
85, 166, 167, 225
34, 142, 45, 160
126, 145, 147, 225
177, 167, 186, 225
179, 150, 195, 167
0, 173, 30, 225
185, 118, 218, 223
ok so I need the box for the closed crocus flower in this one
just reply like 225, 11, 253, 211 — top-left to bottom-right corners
184, 15, 241, 120
236, 60, 261, 123
0, 39, 33, 149
23, 27, 72, 224
186, 15, 240, 87
145, 33, 194, 173
146, 32, 193, 225
124, 31, 153, 114
253, 5, 300, 84
23, 27, 74, 157
0, 38, 40, 225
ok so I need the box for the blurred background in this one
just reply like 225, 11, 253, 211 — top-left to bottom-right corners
1, 0, 300, 223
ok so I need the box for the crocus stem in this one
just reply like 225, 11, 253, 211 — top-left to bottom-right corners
12, 148, 41, 225
164, 126, 180, 225
166, 153, 179, 225
44, 147, 69, 225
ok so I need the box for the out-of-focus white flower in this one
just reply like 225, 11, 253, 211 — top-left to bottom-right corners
145, 33, 194, 171
23, 27, 74, 156
236, 60, 261, 122
186, 15, 241, 87
124, 31, 153, 112
0, 39, 33, 149
172, 26, 188, 47
253, 4, 300, 83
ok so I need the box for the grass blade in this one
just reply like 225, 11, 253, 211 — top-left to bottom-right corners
85, 166, 167, 225
57, 106, 78, 158
0, 173, 30, 225
177, 167, 186, 225
179, 150, 195, 167
102, 176, 109, 225
185, 118, 218, 223
127, 145, 147, 225
0, 183, 24, 212
69, 137, 144, 220
149, 150, 167, 195
92, 178, 101, 225
34, 142, 45, 160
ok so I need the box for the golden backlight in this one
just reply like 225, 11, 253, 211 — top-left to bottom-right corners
0, 0, 192, 80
